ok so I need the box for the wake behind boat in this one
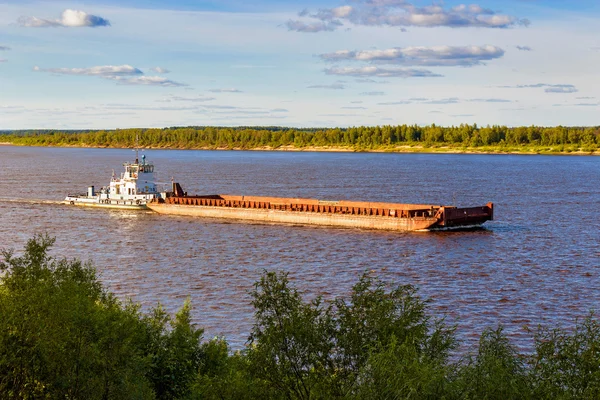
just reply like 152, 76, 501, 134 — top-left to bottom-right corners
64, 153, 167, 210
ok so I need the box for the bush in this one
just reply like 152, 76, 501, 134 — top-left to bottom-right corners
245, 271, 455, 399
0, 234, 203, 399
3, 235, 600, 399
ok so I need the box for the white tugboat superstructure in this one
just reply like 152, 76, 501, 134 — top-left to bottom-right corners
64, 152, 166, 209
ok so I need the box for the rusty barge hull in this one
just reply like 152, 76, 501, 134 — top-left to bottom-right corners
147, 194, 493, 232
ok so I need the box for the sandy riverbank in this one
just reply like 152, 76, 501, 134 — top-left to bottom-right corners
1, 142, 598, 155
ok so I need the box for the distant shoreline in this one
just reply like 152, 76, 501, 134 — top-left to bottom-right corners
1, 142, 599, 156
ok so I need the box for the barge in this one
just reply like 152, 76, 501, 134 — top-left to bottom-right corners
147, 183, 493, 232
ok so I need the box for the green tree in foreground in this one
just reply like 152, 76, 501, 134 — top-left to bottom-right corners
449, 327, 532, 399
0, 234, 203, 399
3, 235, 600, 399
242, 271, 455, 399
530, 315, 600, 399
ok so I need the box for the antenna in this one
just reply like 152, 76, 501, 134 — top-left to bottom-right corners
135, 134, 139, 164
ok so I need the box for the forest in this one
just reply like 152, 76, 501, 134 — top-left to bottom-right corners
1, 235, 600, 399
2, 124, 599, 153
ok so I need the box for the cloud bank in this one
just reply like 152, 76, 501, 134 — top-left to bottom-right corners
286, 20, 342, 32
320, 45, 504, 67
208, 88, 243, 93
287, 1, 529, 32
170, 96, 216, 102
150, 67, 170, 74
33, 64, 187, 87
501, 83, 578, 93
19, 9, 110, 28
325, 66, 442, 78
307, 83, 346, 89
34, 64, 142, 77
0, 45, 10, 51
378, 97, 513, 105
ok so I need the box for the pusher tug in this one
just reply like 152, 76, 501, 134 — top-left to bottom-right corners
64, 152, 166, 210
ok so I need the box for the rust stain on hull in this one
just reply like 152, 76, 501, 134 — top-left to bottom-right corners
147, 187, 493, 232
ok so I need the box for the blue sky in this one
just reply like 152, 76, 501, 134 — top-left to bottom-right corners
1, 0, 599, 129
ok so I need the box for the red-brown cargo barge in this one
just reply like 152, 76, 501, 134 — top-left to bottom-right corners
147, 183, 493, 232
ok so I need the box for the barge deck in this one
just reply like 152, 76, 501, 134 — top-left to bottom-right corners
147, 188, 493, 232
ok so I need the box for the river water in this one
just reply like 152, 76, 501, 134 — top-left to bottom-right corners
0, 145, 598, 350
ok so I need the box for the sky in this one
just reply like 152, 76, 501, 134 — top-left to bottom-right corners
0, 0, 599, 129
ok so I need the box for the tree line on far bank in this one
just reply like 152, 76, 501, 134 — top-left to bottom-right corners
3, 124, 599, 151
1, 235, 600, 399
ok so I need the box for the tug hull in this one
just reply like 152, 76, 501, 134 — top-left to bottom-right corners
63, 197, 148, 210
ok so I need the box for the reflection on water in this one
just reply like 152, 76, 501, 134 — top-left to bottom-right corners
0, 146, 599, 350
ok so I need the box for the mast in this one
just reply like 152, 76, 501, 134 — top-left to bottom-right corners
135, 133, 139, 164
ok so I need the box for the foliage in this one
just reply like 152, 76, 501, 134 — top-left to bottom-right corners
449, 327, 532, 399
0, 234, 202, 399
530, 315, 600, 399
333, 274, 455, 397
2, 124, 599, 153
244, 271, 455, 399
143, 299, 203, 399
190, 339, 278, 399
246, 271, 336, 399
3, 235, 600, 399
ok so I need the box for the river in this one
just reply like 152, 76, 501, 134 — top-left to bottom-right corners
0, 145, 598, 350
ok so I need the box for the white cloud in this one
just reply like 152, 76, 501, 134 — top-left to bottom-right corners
544, 85, 578, 94
501, 83, 578, 94
19, 9, 110, 28
468, 98, 512, 103
378, 97, 512, 105
355, 78, 390, 83
150, 67, 170, 73
110, 76, 187, 87
424, 97, 460, 104
34, 64, 142, 77
287, 1, 528, 32
33, 64, 187, 87
325, 66, 442, 78
170, 96, 216, 102
307, 83, 346, 89
285, 19, 342, 32
320, 45, 504, 67
208, 88, 243, 93
378, 101, 412, 105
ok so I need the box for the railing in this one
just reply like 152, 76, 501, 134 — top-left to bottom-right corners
161, 196, 440, 219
